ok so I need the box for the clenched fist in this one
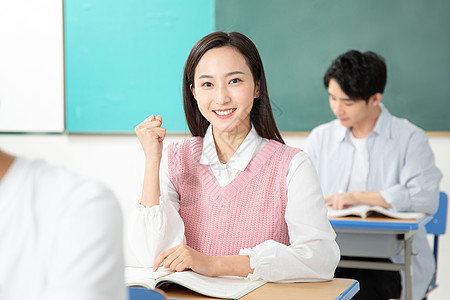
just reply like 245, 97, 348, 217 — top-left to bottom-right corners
135, 115, 166, 162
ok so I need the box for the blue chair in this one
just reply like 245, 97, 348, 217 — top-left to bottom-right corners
128, 287, 168, 300
423, 191, 448, 299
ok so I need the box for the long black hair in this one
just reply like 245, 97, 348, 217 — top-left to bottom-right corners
182, 31, 284, 144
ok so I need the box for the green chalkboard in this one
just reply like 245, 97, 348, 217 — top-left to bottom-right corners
65, 0, 214, 133
216, 0, 450, 131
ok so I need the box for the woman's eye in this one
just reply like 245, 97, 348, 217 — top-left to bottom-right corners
202, 82, 213, 87
229, 78, 241, 84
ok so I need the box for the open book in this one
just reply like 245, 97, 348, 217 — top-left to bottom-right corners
327, 204, 425, 219
125, 267, 266, 299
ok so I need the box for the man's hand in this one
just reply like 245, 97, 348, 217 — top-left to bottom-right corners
325, 192, 359, 210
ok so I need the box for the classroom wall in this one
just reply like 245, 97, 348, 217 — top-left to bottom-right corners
0, 1, 64, 132
2, 1, 449, 299
7, 0, 449, 134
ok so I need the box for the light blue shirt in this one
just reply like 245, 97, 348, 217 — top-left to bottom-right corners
304, 104, 442, 300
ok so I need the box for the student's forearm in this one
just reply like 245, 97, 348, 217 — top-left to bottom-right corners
139, 158, 161, 207
354, 191, 391, 208
212, 255, 254, 277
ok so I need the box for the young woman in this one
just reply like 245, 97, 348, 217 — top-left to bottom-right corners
130, 31, 339, 282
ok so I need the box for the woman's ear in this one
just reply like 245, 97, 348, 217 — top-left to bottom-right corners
190, 84, 197, 100
254, 81, 261, 99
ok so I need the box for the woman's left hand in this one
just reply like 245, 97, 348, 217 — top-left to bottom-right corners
153, 243, 217, 276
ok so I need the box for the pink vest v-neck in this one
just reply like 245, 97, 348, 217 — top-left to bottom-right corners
167, 137, 301, 256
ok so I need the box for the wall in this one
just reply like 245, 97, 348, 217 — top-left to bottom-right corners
2, 1, 449, 299
0, 1, 64, 132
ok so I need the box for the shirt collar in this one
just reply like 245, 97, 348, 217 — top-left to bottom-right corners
371, 103, 392, 139
200, 124, 262, 171
334, 122, 348, 143
334, 103, 392, 143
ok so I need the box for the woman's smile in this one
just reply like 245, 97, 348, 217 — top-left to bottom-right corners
213, 108, 237, 119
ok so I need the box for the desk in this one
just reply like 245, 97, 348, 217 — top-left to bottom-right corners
158, 278, 359, 300
330, 216, 430, 300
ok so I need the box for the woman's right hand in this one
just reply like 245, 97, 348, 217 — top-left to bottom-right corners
135, 115, 166, 162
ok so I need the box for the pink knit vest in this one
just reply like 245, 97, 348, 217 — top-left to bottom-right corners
167, 137, 301, 256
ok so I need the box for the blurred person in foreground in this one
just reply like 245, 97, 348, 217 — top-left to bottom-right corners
0, 150, 126, 300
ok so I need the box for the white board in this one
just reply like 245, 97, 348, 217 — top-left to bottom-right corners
0, 0, 64, 132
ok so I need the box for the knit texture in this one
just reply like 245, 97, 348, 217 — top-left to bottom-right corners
167, 137, 301, 256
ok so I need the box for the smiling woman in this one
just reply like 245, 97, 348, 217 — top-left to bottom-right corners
129, 31, 340, 283
182, 32, 283, 144
190, 46, 257, 160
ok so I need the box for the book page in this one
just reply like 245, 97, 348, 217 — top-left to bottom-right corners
327, 204, 426, 219
371, 206, 425, 220
158, 271, 266, 299
327, 204, 370, 218
125, 267, 172, 289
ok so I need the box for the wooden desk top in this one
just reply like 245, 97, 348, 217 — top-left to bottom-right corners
161, 278, 358, 300
329, 215, 431, 231
329, 215, 421, 223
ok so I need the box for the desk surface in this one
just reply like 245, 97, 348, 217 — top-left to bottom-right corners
160, 278, 359, 300
329, 215, 430, 231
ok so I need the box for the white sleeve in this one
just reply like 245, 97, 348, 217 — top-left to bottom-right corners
128, 148, 186, 267
240, 151, 340, 282
43, 181, 127, 300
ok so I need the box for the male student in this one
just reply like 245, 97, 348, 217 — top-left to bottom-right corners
0, 150, 126, 300
304, 50, 442, 300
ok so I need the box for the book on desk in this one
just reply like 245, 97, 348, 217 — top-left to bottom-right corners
327, 204, 425, 219
125, 267, 266, 299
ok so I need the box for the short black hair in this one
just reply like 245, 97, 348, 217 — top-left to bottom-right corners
323, 50, 387, 102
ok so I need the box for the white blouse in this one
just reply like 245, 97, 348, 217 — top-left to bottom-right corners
129, 126, 340, 282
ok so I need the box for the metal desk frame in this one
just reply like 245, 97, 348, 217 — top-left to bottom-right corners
330, 216, 430, 300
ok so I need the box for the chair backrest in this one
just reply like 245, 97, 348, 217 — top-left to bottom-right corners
426, 192, 448, 236
128, 287, 168, 300
422, 192, 448, 299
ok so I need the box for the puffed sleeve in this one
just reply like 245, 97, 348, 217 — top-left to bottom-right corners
240, 152, 340, 282
128, 148, 186, 267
